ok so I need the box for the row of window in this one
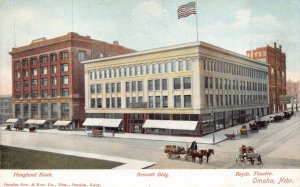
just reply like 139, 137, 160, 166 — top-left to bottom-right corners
15, 76, 69, 89
90, 95, 192, 109
15, 103, 69, 114
204, 58, 268, 80
89, 59, 193, 80
205, 77, 267, 92
90, 77, 192, 95
14, 51, 70, 69
205, 94, 268, 107
14, 89, 69, 99
14, 64, 69, 79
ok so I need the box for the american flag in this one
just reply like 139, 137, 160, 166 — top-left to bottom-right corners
177, 2, 196, 19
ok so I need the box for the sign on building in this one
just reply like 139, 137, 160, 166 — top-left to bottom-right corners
280, 95, 291, 104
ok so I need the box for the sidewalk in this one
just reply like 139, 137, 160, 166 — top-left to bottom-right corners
1, 112, 293, 145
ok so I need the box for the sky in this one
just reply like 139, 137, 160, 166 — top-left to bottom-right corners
0, 0, 299, 96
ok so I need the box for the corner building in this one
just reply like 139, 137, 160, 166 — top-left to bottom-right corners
83, 42, 269, 136
246, 42, 286, 114
10, 32, 134, 128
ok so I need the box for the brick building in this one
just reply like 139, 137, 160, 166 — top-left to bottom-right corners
10, 32, 135, 128
246, 42, 286, 114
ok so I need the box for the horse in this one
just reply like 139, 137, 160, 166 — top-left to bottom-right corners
200, 149, 215, 163
5, 125, 11, 131
191, 150, 204, 164
15, 124, 24, 131
29, 127, 36, 132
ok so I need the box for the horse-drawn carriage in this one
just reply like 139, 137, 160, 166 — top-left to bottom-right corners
283, 111, 293, 120
225, 132, 236, 140
164, 142, 214, 164
164, 141, 197, 160
236, 145, 263, 165
15, 124, 24, 131
164, 145, 189, 159
273, 114, 283, 122
249, 122, 259, 132
240, 125, 248, 136
257, 120, 268, 129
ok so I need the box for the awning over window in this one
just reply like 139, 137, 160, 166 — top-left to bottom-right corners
82, 118, 122, 128
53, 121, 72, 126
143, 120, 198, 130
24, 119, 46, 125
5, 118, 18, 123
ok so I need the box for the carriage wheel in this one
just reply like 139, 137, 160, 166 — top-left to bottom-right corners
167, 153, 171, 159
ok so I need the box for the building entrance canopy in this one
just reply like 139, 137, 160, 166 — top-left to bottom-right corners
53, 121, 72, 126
82, 118, 122, 128
5, 118, 19, 123
24, 119, 46, 125
143, 120, 198, 130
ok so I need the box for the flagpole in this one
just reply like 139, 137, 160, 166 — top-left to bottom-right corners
195, 1, 199, 41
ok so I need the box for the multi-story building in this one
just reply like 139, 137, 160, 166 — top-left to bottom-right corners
82, 42, 269, 136
0, 95, 13, 124
10, 32, 134, 128
246, 42, 286, 114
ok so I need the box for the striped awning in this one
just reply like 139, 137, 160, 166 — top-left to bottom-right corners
24, 119, 46, 125
143, 120, 198, 130
5, 118, 19, 123
53, 121, 72, 126
82, 118, 122, 128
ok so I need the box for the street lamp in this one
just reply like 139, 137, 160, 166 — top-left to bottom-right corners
211, 103, 215, 145
212, 112, 215, 144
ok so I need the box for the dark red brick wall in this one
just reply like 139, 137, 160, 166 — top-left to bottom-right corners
246, 44, 287, 113
10, 32, 135, 122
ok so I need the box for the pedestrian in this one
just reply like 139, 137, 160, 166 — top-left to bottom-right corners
112, 130, 115, 138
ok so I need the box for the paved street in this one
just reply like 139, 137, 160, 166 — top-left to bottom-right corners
1, 112, 299, 169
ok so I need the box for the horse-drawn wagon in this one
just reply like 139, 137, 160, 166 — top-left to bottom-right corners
225, 132, 236, 140
273, 114, 283, 122
164, 141, 197, 160
283, 111, 293, 120
236, 145, 263, 165
164, 145, 187, 159
249, 122, 259, 132
240, 125, 248, 136
257, 120, 268, 129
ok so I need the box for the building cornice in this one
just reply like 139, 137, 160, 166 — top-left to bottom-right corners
82, 42, 201, 64
200, 42, 269, 67
82, 41, 269, 68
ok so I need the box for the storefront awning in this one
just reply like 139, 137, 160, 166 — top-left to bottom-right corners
5, 118, 18, 123
82, 118, 122, 128
53, 121, 72, 126
24, 119, 46, 125
143, 120, 198, 130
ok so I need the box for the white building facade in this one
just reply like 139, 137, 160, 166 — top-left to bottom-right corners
82, 42, 269, 136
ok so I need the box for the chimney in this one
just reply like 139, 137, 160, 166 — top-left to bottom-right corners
113, 41, 119, 45
274, 42, 277, 48
279, 45, 282, 51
